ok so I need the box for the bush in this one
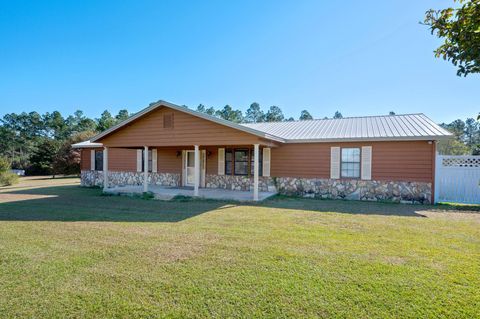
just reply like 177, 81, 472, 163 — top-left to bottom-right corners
0, 171, 19, 186
0, 156, 19, 186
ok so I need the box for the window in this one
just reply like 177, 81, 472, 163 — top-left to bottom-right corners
95, 150, 103, 171
142, 150, 153, 172
224, 148, 262, 176
341, 148, 360, 178
234, 149, 249, 175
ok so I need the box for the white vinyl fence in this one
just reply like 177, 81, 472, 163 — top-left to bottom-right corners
435, 155, 480, 204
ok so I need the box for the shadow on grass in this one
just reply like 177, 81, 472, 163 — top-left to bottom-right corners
0, 184, 478, 222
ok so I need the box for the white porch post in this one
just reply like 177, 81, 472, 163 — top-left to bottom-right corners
194, 145, 200, 196
253, 144, 259, 201
103, 146, 109, 191
143, 146, 149, 193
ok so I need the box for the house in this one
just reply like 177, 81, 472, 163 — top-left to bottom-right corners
73, 100, 452, 203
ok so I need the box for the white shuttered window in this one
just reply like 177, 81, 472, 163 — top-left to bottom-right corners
218, 148, 225, 175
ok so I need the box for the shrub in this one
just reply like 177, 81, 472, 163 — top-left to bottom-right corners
0, 156, 19, 186
0, 171, 19, 186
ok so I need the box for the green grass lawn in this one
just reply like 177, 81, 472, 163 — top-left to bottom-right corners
0, 177, 479, 318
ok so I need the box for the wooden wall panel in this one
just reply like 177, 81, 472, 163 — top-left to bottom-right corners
108, 148, 137, 172
80, 149, 91, 170
270, 141, 435, 183
98, 107, 265, 147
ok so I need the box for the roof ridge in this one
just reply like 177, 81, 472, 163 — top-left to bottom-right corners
243, 113, 426, 125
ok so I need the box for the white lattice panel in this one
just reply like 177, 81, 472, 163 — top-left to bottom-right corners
442, 156, 480, 168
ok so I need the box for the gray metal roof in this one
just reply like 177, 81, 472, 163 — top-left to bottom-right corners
242, 113, 452, 143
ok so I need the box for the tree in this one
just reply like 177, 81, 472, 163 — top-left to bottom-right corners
96, 110, 116, 131
286, 117, 295, 122
196, 104, 206, 113
27, 138, 60, 176
205, 107, 216, 116
299, 110, 313, 121
115, 109, 129, 123
66, 110, 97, 134
465, 118, 479, 146
215, 105, 243, 123
244, 103, 265, 123
437, 139, 470, 155
389, 111, 396, 115
424, 0, 480, 76
43, 111, 67, 139
333, 111, 343, 119
265, 106, 284, 122
53, 130, 96, 176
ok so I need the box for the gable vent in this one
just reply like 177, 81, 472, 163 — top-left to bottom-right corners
163, 113, 174, 128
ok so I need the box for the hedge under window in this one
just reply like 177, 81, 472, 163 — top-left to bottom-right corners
341, 148, 360, 178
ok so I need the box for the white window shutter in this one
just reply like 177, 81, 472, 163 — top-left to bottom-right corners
90, 150, 95, 170
136, 149, 142, 172
152, 149, 158, 173
330, 147, 340, 179
262, 148, 271, 177
218, 148, 225, 175
361, 146, 372, 180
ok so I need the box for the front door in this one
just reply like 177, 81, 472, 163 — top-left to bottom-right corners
185, 151, 195, 186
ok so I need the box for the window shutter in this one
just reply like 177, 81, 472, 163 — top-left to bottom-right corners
361, 146, 372, 180
262, 148, 271, 177
330, 147, 340, 179
218, 148, 225, 175
152, 149, 158, 173
136, 149, 142, 172
90, 150, 95, 170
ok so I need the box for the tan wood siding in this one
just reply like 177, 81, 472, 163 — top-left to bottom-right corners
108, 148, 137, 172
98, 107, 265, 147
157, 148, 182, 174
80, 149, 91, 170
271, 141, 434, 183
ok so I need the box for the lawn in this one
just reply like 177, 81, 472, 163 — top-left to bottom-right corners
0, 177, 479, 318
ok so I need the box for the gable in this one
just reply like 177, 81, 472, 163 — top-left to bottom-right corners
97, 106, 269, 147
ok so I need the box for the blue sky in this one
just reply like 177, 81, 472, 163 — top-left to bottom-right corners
0, 0, 477, 123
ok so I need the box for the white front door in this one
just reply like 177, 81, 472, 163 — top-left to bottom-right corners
185, 151, 195, 186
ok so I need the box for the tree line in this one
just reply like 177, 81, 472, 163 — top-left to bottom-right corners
0, 101, 477, 177
0, 103, 342, 176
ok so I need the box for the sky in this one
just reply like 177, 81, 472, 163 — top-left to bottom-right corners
0, 0, 477, 124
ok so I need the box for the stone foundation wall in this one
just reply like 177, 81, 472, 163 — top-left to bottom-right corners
80, 170, 180, 188
205, 174, 276, 192
274, 177, 432, 204
81, 170, 431, 203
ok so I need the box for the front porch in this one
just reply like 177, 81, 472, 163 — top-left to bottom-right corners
104, 184, 277, 202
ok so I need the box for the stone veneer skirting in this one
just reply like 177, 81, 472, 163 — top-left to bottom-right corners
81, 170, 432, 204
81, 170, 180, 188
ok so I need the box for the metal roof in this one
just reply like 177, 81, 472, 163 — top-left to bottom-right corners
71, 101, 452, 149
242, 113, 452, 143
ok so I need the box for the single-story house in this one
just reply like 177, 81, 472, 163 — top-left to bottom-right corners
73, 100, 452, 203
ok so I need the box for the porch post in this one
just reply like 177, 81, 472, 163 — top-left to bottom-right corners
194, 145, 199, 197
143, 146, 149, 193
103, 146, 109, 191
253, 144, 259, 201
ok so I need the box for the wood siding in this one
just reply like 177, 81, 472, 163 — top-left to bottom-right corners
80, 141, 434, 184
270, 141, 435, 183
97, 107, 266, 147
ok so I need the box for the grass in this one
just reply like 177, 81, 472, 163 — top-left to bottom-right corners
0, 177, 479, 318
